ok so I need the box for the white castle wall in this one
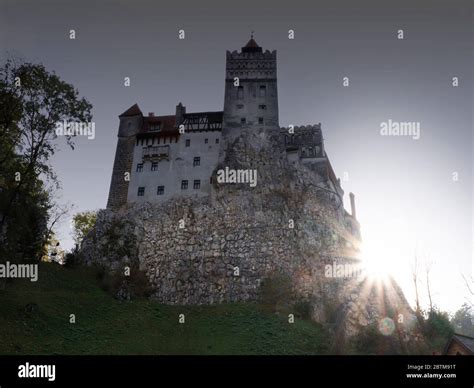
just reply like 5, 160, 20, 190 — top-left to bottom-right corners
127, 131, 222, 203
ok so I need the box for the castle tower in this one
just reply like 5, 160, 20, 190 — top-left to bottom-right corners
106, 104, 143, 209
222, 36, 279, 138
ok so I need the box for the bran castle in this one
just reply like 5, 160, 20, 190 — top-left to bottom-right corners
83, 37, 418, 339
106, 36, 358, 235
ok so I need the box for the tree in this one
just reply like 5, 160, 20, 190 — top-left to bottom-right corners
423, 309, 454, 352
425, 260, 434, 313
412, 254, 422, 315
72, 210, 97, 248
40, 196, 72, 258
451, 304, 474, 337
461, 274, 473, 308
0, 58, 92, 260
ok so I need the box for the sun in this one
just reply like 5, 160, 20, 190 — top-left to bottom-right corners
360, 243, 392, 281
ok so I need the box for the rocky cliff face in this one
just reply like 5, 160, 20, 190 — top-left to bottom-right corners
81, 128, 418, 342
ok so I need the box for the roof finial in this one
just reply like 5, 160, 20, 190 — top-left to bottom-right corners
251, 30, 254, 39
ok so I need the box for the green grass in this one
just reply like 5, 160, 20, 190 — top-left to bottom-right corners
0, 263, 330, 355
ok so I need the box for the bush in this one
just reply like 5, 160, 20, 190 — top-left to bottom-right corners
260, 273, 294, 313
348, 323, 400, 355
96, 264, 152, 301
293, 300, 313, 320
422, 309, 454, 352
64, 252, 81, 268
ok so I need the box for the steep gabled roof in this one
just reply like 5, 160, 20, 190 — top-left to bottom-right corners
119, 103, 143, 117
444, 333, 474, 354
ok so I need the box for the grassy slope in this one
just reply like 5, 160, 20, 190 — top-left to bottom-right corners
0, 263, 330, 355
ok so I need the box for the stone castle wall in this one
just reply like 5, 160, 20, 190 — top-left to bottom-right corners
83, 128, 415, 339
106, 136, 136, 209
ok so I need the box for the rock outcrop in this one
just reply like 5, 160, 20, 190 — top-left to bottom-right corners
81, 127, 418, 343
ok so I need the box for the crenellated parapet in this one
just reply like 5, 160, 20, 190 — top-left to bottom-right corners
225, 50, 277, 80
279, 124, 325, 159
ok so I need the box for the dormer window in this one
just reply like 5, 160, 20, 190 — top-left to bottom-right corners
150, 122, 161, 132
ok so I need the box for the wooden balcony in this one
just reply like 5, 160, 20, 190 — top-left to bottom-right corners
142, 145, 169, 160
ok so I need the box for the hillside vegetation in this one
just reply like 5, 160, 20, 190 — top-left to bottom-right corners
0, 263, 330, 355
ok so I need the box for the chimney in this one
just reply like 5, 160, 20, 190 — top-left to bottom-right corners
349, 192, 356, 220
148, 112, 155, 117
176, 102, 186, 125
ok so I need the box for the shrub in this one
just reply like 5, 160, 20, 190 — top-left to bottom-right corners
422, 309, 454, 352
348, 324, 397, 355
293, 300, 313, 320
260, 273, 294, 313
96, 264, 152, 300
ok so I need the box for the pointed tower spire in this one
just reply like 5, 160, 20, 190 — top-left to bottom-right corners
242, 32, 262, 53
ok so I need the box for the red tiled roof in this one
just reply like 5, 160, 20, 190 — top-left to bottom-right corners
137, 115, 179, 138
245, 38, 259, 48
119, 103, 142, 117
142, 115, 176, 132
242, 37, 262, 53
135, 109, 223, 139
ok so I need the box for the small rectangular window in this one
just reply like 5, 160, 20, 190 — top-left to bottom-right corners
181, 180, 188, 190
157, 186, 164, 195
137, 187, 145, 196
136, 163, 143, 172
205, 138, 208, 144
237, 86, 244, 100
215, 138, 219, 144
259, 85, 266, 98
259, 104, 266, 110
185, 139, 190, 147
193, 180, 201, 189
241, 118, 246, 125
151, 162, 158, 171
258, 117, 264, 125
193, 157, 200, 166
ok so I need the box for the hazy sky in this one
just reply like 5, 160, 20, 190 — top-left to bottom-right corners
1, 0, 472, 313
